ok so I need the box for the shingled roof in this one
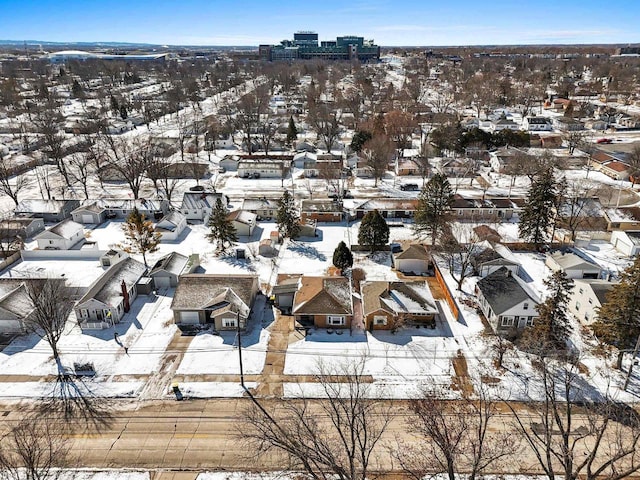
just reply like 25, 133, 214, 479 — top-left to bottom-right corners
292, 276, 352, 316
476, 267, 537, 315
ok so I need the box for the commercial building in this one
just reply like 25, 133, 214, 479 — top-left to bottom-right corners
260, 31, 380, 62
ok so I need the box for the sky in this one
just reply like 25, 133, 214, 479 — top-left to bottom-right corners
0, 0, 639, 46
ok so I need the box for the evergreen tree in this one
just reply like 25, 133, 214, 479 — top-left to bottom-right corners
413, 173, 454, 245
519, 168, 558, 249
121, 207, 161, 268
277, 189, 301, 239
332, 241, 353, 273
593, 257, 640, 369
71, 79, 84, 99
110, 94, 119, 114
358, 210, 389, 252
350, 130, 373, 153
207, 198, 238, 254
527, 270, 573, 353
120, 104, 128, 121
286, 116, 298, 146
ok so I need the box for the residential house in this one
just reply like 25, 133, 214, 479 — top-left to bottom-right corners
611, 230, 640, 256
471, 242, 521, 278
99, 249, 129, 267
15, 199, 80, 223
489, 146, 526, 173
292, 276, 353, 329
354, 198, 418, 220
149, 252, 199, 288
0, 217, 44, 240
181, 191, 227, 224
293, 151, 317, 169
96, 198, 170, 220
491, 117, 519, 132
451, 196, 525, 221
155, 211, 187, 241
0, 279, 51, 334
227, 210, 257, 236
241, 197, 279, 220
545, 250, 603, 279
238, 158, 289, 178
395, 158, 421, 176
71, 202, 107, 225
540, 135, 563, 148
475, 267, 539, 332
75, 257, 147, 329
523, 116, 553, 131
361, 280, 438, 330
553, 116, 585, 131
295, 141, 317, 153
569, 279, 615, 325
394, 244, 432, 276
170, 274, 259, 330
34, 219, 84, 250
300, 199, 344, 223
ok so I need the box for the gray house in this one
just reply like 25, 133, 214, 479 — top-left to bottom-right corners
15, 199, 80, 223
71, 202, 108, 225
475, 267, 539, 333
545, 251, 603, 279
75, 257, 147, 330
0, 279, 48, 334
170, 274, 259, 331
180, 191, 227, 224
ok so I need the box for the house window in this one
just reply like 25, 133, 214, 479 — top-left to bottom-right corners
223, 318, 237, 328
575, 301, 580, 311
523, 303, 529, 310
527, 317, 536, 327
373, 315, 387, 326
79, 309, 88, 318
501, 316, 515, 327
579, 288, 584, 294
588, 298, 593, 305
328, 316, 345, 326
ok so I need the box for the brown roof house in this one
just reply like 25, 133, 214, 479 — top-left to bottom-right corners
361, 280, 439, 331
292, 276, 353, 329
171, 274, 259, 331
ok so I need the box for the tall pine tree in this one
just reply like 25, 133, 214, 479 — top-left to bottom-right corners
413, 173, 454, 245
358, 210, 389, 252
333, 241, 353, 273
593, 257, 640, 369
519, 168, 559, 249
526, 270, 573, 353
277, 189, 300, 239
207, 198, 238, 254
286, 116, 298, 147
122, 207, 161, 268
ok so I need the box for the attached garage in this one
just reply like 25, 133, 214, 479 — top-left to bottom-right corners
179, 311, 201, 324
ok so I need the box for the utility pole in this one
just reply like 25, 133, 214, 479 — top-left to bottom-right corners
236, 315, 245, 389
624, 331, 640, 391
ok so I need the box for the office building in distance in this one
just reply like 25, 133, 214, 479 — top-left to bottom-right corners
259, 31, 380, 62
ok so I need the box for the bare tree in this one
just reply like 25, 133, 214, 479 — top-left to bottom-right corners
0, 152, 30, 206
438, 224, 481, 291
397, 379, 514, 480
236, 85, 269, 156
100, 135, 151, 199
0, 417, 71, 480
33, 101, 70, 187
67, 152, 92, 200
507, 357, 640, 480
23, 278, 74, 364
362, 134, 394, 187
308, 101, 342, 155
564, 129, 588, 155
241, 357, 392, 480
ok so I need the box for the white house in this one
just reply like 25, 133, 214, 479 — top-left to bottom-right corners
471, 242, 521, 278
490, 118, 520, 132
155, 211, 187, 241
523, 116, 553, 131
75, 257, 147, 329
238, 159, 286, 179
34, 219, 84, 250
149, 252, 199, 289
475, 267, 539, 333
569, 279, 615, 325
71, 202, 107, 225
611, 230, 640, 257
180, 191, 227, 224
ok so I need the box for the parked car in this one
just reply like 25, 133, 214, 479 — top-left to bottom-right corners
596, 138, 613, 144
400, 183, 420, 191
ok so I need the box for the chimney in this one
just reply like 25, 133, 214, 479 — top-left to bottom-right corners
121, 280, 130, 312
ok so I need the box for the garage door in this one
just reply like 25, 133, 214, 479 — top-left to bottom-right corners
154, 276, 171, 289
82, 214, 94, 224
180, 311, 200, 325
